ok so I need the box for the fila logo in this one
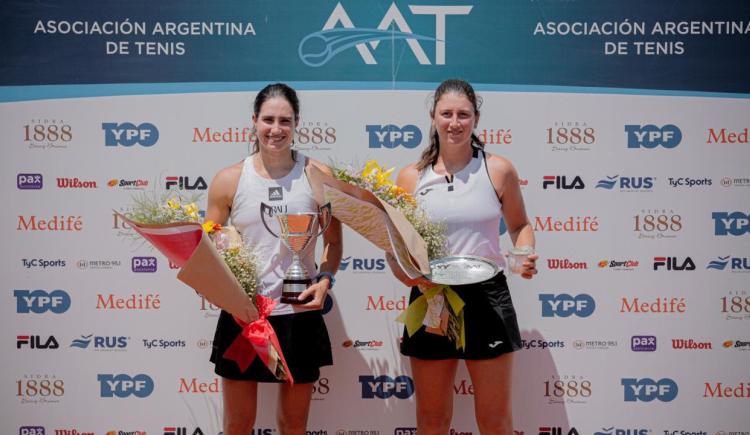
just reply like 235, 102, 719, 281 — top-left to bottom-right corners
268, 187, 283, 201
543, 175, 585, 190
653, 256, 696, 271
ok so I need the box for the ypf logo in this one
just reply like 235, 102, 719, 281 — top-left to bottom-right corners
713, 212, 750, 236
625, 125, 682, 149
621, 377, 678, 402
367, 124, 422, 149
14, 289, 71, 314
98, 373, 154, 398
299, 3, 472, 67
539, 293, 595, 318
359, 375, 414, 399
103, 122, 159, 147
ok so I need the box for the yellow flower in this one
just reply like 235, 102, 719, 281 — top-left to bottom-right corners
202, 220, 221, 234
166, 199, 180, 210
363, 160, 395, 189
183, 203, 199, 219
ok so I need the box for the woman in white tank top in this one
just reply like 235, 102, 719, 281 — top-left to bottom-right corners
206, 84, 343, 435
387, 80, 538, 435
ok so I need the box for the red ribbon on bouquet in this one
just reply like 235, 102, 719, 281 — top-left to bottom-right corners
222, 294, 295, 384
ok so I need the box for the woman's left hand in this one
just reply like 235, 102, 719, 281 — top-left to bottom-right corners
521, 253, 539, 279
298, 279, 331, 309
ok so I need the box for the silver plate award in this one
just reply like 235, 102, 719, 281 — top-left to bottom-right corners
427, 255, 500, 286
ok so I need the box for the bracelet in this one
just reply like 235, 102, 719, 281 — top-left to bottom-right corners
315, 271, 335, 289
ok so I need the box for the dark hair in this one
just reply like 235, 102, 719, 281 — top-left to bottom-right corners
416, 79, 484, 170
251, 83, 300, 155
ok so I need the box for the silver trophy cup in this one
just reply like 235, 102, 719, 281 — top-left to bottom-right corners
260, 203, 332, 304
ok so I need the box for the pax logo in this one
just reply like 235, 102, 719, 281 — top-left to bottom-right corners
14, 289, 71, 314
713, 212, 750, 236
98, 373, 154, 398
165, 176, 207, 190
539, 293, 595, 318
299, 3, 472, 67
359, 375, 414, 399
367, 125, 422, 149
18, 174, 43, 189
596, 175, 654, 191
132, 257, 157, 273
103, 122, 158, 147
542, 175, 584, 190
17, 335, 60, 349
621, 377, 678, 402
653, 256, 696, 271
339, 256, 385, 272
631, 336, 657, 352
19, 428, 45, 435
625, 124, 681, 149
707, 256, 750, 272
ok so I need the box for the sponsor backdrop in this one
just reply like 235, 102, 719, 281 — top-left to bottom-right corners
2, 1, 749, 435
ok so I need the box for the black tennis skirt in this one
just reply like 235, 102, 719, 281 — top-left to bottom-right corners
210, 309, 333, 384
400, 272, 522, 360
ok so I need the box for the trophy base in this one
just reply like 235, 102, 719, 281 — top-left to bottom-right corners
281, 278, 313, 305
281, 292, 313, 305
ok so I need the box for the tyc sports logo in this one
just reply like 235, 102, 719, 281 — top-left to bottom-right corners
712, 212, 750, 236
103, 123, 159, 147
359, 375, 414, 399
299, 3, 473, 67
367, 124, 422, 148
621, 377, 678, 402
18, 174, 43, 189
14, 290, 71, 314
625, 124, 681, 149
706, 255, 750, 272
539, 294, 595, 318
596, 175, 654, 191
98, 373, 154, 398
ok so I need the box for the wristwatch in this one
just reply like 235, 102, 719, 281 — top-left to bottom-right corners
315, 271, 336, 289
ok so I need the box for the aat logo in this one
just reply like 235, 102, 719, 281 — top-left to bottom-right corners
299, 3, 473, 67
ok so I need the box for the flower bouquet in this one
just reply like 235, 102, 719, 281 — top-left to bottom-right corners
118, 192, 293, 382
307, 161, 466, 349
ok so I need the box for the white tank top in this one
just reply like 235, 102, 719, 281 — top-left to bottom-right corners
229, 154, 320, 315
414, 149, 506, 269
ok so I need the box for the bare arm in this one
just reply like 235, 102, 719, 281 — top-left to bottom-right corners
486, 153, 538, 279
299, 159, 344, 308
